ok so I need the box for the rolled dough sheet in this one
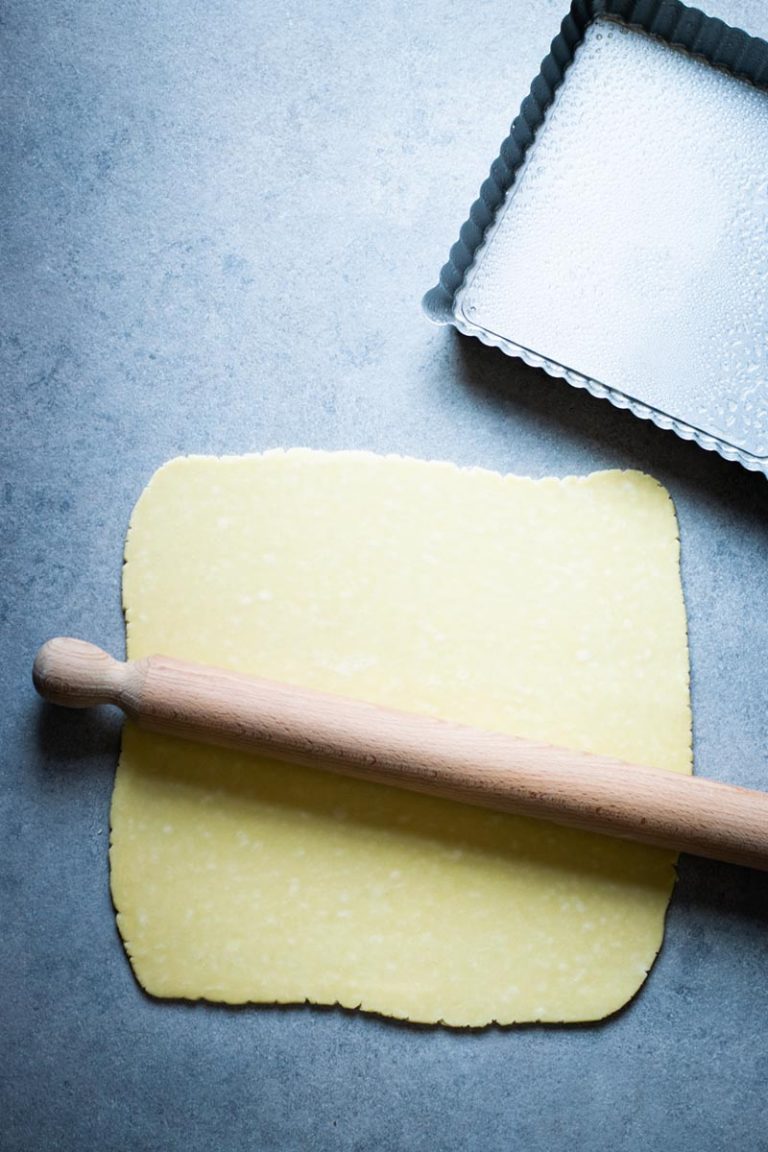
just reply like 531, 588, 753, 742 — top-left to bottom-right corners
111, 450, 691, 1026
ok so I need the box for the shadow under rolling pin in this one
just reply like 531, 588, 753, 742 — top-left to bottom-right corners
33, 636, 768, 872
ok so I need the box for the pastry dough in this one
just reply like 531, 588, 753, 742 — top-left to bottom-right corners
111, 450, 691, 1025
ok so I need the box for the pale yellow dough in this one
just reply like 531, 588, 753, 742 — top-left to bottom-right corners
111, 450, 691, 1026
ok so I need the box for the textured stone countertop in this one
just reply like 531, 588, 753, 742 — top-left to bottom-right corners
3, 1, 768, 1148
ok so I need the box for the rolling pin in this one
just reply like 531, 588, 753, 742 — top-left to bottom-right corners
33, 636, 768, 871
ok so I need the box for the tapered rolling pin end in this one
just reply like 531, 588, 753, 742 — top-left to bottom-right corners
33, 637, 126, 709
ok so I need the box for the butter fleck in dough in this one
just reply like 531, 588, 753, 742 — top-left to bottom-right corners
111, 450, 691, 1026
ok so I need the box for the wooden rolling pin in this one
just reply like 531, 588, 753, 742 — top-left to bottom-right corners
33, 636, 768, 870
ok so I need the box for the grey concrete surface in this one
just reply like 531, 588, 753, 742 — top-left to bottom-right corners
3, 1, 768, 1149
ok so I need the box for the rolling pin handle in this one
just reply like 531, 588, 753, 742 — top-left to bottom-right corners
33, 637, 129, 709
